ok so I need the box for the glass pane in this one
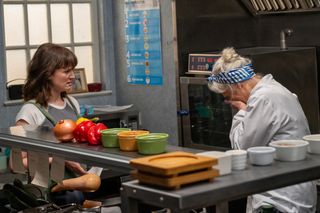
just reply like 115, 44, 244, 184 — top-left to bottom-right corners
51, 4, 71, 43
74, 46, 93, 83
6, 50, 27, 82
30, 49, 37, 59
28, 4, 49, 45
72, 3, 92, 42
188, 84, 232, 148
3, 5, 25, 46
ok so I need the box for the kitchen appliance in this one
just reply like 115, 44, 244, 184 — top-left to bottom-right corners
179, 47, 319, 150
180, 76, 233, 150
86, 108, 140, 130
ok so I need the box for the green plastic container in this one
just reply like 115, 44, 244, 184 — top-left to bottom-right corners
136, 133, 169, 155
101, 128, 131, 148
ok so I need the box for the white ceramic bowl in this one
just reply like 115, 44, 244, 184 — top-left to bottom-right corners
269, 140, 309, 161
196, 151, 231, 175
247, 146, 275, 166
225, 150, 247, 170
303, 134, 320, 154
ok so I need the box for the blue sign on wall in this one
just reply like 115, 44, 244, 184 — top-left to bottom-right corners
124, 0, 163, 85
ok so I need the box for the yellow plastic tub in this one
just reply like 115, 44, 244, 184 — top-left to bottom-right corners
117, 130, 149, 151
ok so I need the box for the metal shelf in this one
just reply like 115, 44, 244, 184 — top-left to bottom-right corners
241, 0, 320, 16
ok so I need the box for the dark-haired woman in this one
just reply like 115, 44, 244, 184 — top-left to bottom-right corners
14, 43, 87, 205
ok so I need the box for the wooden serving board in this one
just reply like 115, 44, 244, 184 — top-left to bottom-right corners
132, 168, 219, 189
130, 151, 217, 176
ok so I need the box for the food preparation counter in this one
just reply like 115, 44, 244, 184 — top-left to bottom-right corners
2, 125, 320, 213
0, 125, 200, 172
121, 153, 320, 213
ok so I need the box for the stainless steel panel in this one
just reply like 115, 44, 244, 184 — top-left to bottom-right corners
262, 0, 273, 10
269, 0, 280, 9
276, 0, 287, 9
251, 0, 260, 10
306, 0, 315, 7
283, 0, 293, 8
256, 0, 267, 10
290, 0, 301, 8
297, 0, 309, 8
313, 0, 320, 7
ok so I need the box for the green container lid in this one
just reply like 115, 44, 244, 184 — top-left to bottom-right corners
101, 128, 131, 148
136, 133, 169, 142
101, 128, 131, 135
136, 133, 169, 155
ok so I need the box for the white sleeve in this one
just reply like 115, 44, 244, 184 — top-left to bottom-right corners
229, 96, 282, 149
15, 103, 46, 125
66, 95, 80, 114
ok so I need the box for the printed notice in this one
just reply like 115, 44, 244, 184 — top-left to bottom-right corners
11, 148, 26, 174
124, 0, 163, 85
31, 152, 49, 188
50, 155, 65, 183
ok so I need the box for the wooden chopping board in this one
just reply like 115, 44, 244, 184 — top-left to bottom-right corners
132, 168, 219, 189
130, 151, 217, 176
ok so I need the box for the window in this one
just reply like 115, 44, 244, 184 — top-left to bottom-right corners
2, 0, 101, 85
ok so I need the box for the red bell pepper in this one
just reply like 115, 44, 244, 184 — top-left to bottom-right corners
73, 120, 96, 143
87, 123, 108, 145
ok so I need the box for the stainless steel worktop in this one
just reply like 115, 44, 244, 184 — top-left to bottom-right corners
0, 125, 200, 172
121, 153, 320, 212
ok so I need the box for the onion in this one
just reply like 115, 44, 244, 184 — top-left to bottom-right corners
53, 119, 77, 142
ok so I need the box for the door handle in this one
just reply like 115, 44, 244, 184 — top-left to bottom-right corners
177, 110, 189, 116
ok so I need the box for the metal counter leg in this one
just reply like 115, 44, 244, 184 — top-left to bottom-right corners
120, 187, 139, 213
216, 202, 229, 213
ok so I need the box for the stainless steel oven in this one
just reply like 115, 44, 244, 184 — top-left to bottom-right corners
179, 76, 232, 150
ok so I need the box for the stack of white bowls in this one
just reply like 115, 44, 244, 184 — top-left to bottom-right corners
225, 149, 247, 170
196, 151, 232, 175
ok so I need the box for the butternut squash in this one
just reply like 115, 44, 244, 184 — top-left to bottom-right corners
51, 173, 101, 193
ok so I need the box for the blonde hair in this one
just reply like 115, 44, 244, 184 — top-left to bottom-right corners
208, 47, 251, 93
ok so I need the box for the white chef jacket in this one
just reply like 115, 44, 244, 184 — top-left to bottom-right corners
230, 74, 317, 213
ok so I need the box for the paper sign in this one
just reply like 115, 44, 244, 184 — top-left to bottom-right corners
11, 148, 26, 174
31, 152, 49, 188
28, 151, 38, 177
50, 155, 65, 182
87, 166, 103, 176
124, 0, 163, 85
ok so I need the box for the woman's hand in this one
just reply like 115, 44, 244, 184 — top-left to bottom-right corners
225, 100, 247, 111
65, 161, 87, 175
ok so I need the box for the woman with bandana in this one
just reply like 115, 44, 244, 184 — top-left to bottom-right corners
208, 47, 316, 213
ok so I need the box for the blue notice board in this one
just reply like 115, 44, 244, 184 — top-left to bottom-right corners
124, 0, 163, 85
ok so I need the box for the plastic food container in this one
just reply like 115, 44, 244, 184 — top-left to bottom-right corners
136, 133, 169, 155
117, 130, 149, 151
196, 151, 232, 175
247, 146, 275, 166
101, 128, 131, 148
269, 140, 309, 161
303, 134, 320, 154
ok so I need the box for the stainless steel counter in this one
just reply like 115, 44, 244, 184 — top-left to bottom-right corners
0, 125, 200, 172
121, 153, 320, 212
3, 125, 319, 212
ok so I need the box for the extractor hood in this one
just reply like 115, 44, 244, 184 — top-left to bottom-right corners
241, 0, 320, 15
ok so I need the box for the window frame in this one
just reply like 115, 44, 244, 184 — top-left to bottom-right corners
1, 0, 106, 99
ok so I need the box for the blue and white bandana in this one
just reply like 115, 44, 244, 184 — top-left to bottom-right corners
207, 64, 255, 84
